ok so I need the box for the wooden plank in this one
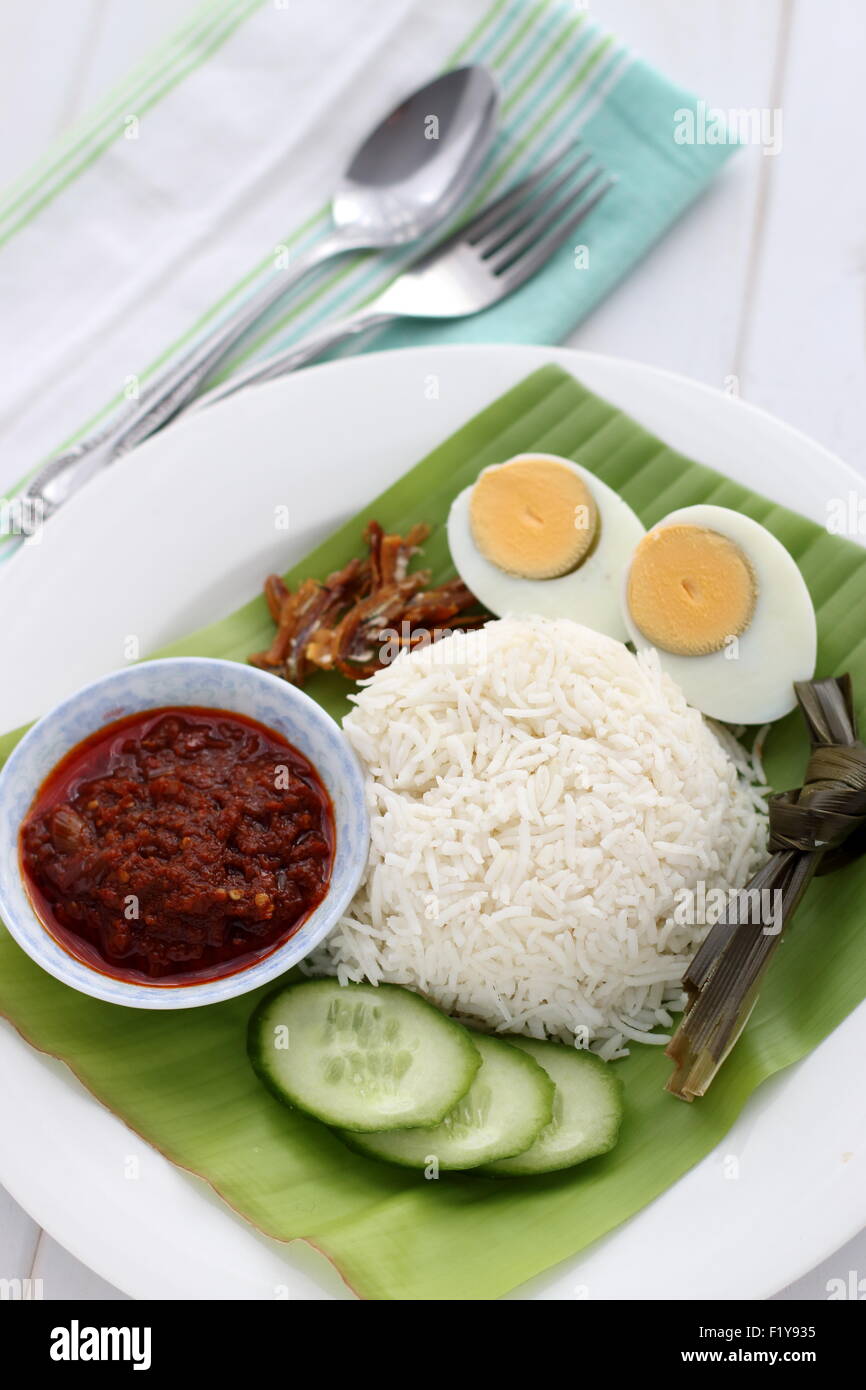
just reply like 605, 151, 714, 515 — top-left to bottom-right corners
736, 0, 866, 467
32, 1233, 129, 1300
0, 1186, 40, 1295
567, 0, 785, 390
774, 1227, 866, 1301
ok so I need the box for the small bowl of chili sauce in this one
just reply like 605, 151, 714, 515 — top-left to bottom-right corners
0, 658, 369, 1008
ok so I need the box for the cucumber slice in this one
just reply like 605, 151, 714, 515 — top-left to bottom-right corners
482, 1037, 623, 1176
248, 980, 480, 1132
341, 1034, 555, 1170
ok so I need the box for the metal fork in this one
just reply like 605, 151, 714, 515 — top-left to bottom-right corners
18, 150, 612, 531
194, 147, 614, 410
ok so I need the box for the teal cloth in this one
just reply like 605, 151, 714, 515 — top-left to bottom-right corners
377, 61, 737, 354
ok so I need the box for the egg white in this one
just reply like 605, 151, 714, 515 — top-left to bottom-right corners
447, 453, 645, 642
621, 504, 817, 724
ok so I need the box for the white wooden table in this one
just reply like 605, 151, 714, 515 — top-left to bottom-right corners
1, 0, 864, 1301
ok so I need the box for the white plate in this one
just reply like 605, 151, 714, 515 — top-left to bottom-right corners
1, 344, 863, 1300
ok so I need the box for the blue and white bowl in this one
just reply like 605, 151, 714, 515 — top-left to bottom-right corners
0, 658, 369, 1009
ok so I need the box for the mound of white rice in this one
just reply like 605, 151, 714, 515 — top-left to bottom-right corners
310, 616, 769, 1057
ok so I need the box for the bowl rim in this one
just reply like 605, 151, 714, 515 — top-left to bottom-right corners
0, 656, 369, 1009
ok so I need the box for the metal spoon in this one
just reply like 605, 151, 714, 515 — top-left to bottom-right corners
25, 65, 499, 519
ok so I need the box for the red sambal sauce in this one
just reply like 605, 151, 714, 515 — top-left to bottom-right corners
19, 707, 334, 985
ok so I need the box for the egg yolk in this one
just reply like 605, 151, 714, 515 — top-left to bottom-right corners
469, 457, 599, 580
627, 524, 757, 656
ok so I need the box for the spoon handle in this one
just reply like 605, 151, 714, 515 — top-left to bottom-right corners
24, 233, 354, 517
191, 307, 396, 411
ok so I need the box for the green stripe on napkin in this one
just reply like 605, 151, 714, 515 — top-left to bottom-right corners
0, 0, 267, 249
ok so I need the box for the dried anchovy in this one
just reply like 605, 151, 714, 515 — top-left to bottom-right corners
250, 520, 486, 686
666, 675, 866, 1100
252, 559, 366, 684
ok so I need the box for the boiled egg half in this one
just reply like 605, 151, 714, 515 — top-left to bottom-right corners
621, 504, 817, 723
447, 453, 644, 641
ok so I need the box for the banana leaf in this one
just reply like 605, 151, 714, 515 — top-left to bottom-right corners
2, 365, 866, 1301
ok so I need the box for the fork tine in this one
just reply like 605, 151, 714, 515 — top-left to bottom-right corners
459, 142, 585, 245
473, 151, 592, 257
486, 165, 605, 271
500, 177, 616, 291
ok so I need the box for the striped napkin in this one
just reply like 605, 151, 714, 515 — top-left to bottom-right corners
0, 0, 735, 524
